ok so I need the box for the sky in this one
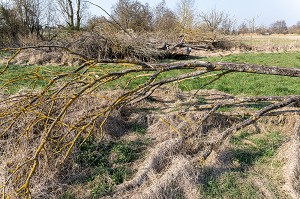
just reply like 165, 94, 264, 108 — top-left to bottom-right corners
88, 0, 300, 26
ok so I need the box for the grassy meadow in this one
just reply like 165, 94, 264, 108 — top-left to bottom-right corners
192, 52, 300, 96
1, 52, 299, 96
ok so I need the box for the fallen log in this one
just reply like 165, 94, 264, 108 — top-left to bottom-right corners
153, 60, 300, 77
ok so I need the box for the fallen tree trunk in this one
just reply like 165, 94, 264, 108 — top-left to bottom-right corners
153, 60, 300, 77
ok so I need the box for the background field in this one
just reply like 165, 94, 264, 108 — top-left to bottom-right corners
238, 34, 300, 51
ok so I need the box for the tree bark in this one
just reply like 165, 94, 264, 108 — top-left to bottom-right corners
75, 0, 81, 30
67, 0, 74, 30
154, 60, 300, 77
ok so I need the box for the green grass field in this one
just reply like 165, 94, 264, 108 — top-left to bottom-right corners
0, 52, 299, 95
181, 52, 300, 96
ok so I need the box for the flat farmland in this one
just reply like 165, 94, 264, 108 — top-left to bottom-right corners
237, 34, 300, 51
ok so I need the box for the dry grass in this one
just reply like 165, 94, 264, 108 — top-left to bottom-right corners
237, 34, 300, 52
0, 89, 125, 198
110, 89, 300, 198
113, 139, 190, 198
190, 34, 300, 58
278, 116, 300, 199
0, 87, 299, 198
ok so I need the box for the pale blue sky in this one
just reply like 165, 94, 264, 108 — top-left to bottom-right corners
88, 0, 300, 26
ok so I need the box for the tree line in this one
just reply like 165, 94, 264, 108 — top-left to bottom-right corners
0, 0, 299, 47
0, 0, 87, 46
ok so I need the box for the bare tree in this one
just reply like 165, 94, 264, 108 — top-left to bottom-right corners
43, 1, 61, 40
270, 20, 288, 34
238, 22, 249, 34
57, 0, 87, 30
112, 0, 153, 32
153, 0, 178, 33
12, 0, 44, 37
0, 3, 23, 46
289, 21, 300, 34
255, 24, 268, 35
176, 0, 195, 30
199, 8, 231, 39
247, 17, 258, 33
220, 16, 236, 35
0, 0, 47, 45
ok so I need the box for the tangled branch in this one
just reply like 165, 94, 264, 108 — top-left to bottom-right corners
0, 45, 299, 198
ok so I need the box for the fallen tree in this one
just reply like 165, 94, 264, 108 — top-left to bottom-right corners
0, 46, 299, 198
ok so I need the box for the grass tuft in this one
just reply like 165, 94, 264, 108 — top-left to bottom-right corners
201, 131, 287, 198
203, 173, 259, 199
69, 136, 148, 198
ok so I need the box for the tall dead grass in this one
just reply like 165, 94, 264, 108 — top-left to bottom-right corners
237, 34, 300, 52
0, 90, 127, 198
278, 115, 300, 199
